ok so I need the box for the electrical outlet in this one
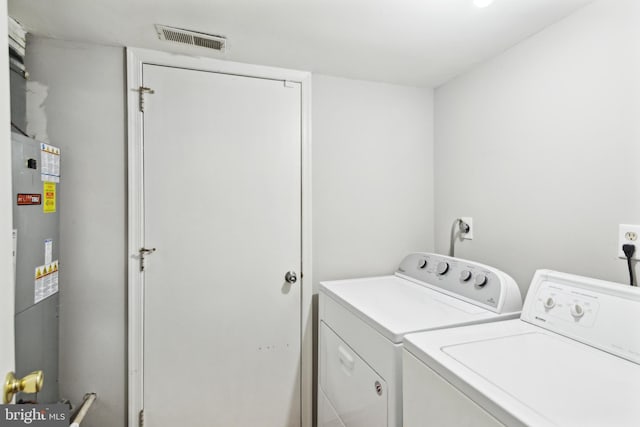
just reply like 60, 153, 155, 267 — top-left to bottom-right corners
618, 224, 640, 260
460, 217, 473, 240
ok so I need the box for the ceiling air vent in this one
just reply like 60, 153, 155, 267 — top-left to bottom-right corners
155, 25, 226, 52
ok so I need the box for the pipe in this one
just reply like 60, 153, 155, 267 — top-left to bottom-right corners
70, 393, 97, 427
449, 218, 471, 257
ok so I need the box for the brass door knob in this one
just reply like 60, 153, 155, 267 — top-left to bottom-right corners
3, 371, 44, 403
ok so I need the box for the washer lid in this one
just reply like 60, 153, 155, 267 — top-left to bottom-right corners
320, 275, 504, 343
404, 320, 640, 427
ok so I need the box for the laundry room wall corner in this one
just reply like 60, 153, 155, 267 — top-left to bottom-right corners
434, 0, 640, 293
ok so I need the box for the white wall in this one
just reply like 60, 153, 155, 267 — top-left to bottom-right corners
313, 74, 434, 288
434, 0, 640, 294
25, 37, 127, 426
1, 0, 16, 381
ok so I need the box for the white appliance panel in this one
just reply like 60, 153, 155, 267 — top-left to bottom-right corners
320, 322, 387, 427
403, 350, 503, 427
320, 292, 401, 383
318, 389, 347, 427
321, 276, 500, 343
396, 253, 522, 313
443, 331, 640, 427
522, 271, 640, 364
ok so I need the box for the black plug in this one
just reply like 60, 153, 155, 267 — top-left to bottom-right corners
623, 244, 636, 258
622, 244, 636, 287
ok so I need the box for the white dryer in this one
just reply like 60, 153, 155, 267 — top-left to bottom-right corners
318, 252, 523, 427
402, 269, 640, 427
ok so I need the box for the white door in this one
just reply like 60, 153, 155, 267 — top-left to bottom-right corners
1, 0, 16, 398
141, 64, 302, 426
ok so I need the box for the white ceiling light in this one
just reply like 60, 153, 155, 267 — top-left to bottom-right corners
474, 0, 495, 8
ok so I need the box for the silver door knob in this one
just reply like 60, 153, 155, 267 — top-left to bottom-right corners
285, 271, 297, 284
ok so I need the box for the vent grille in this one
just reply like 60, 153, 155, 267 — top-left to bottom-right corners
155, 25, 226, 52
193, 36, 224, 51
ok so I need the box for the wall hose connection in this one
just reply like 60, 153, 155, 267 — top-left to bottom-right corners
449, 218, 471, 257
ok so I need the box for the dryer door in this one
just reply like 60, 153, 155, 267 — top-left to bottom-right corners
319, 322, 387, 427
318, 388, 347, 427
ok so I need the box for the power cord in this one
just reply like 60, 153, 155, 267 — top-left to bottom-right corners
622, 244, 636, 287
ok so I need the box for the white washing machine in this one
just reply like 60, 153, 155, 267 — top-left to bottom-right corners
318, 252, 523, 427
402, 269, 640, 427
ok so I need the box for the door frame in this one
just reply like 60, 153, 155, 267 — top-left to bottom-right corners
126, 47, 312, 427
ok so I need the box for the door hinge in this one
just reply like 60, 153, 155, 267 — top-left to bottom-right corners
139, 247, 156, 272
137, 86, 155, 112
284, 80, 297, 88
139, 409, 144, 427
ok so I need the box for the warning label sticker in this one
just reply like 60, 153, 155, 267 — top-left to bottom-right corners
35, 260, 59, 304
43, 182, 56, 213
17, 193, 42, 205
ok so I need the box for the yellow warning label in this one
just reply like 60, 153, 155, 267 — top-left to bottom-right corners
43, 182, 56, 213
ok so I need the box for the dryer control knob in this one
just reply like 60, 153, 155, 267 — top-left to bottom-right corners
436, 262, 449, 275
474, 274, 488, 287
460, 270, 472, 282
544, 297, 556, 310
418, 259, 428, 269
570, 303, 585, 319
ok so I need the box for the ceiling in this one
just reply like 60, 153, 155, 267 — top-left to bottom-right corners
8, 0, 595, 87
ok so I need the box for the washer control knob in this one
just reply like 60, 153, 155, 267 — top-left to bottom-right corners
474, 274, 488, 287
544, 297, 556, 310
418, 259, 428, 269
436, 261, 449, 275
570, 303, 585, 319
460, 270, 472, 282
